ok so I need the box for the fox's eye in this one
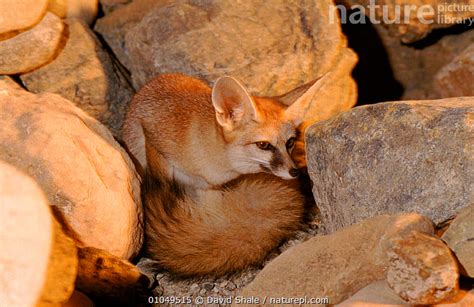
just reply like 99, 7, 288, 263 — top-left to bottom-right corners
256, 141, 274, 151
286, 137, 296, 149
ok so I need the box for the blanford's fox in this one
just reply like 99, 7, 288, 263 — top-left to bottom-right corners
123, 73, 322, 276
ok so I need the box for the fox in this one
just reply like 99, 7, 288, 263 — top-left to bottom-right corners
123, 73, 323, 276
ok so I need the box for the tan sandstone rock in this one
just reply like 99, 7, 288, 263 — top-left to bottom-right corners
0, 77, 142, 260
0, 12, 64, 74
387, 231, 459, 304
95, 0, 168, 70
306, 98, 474, 233
48, 0, 99, 24
97, 0, 357, 126
442, 204, 474, 278
0, 161, 77, 306
239, 213, 434, 305
21, 19, 134, 137
0, 0, 49, 35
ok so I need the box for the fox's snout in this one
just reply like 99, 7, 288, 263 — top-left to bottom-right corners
272, 166, 299, 180
267, 150, 299, 180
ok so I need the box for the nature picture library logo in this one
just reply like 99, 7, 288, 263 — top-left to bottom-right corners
330, 0, 474, 26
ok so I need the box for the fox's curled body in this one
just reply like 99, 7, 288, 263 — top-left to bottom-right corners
142, 163, 303, 276
123, 74, 319, 276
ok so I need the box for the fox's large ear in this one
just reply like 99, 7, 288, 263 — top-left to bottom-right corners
283, 74, 328, 126
212, 76, 257, 130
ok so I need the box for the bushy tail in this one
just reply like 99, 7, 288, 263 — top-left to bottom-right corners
142, 156, 304, 276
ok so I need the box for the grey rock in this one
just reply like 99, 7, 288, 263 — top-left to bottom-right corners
306, 98, 474, 234
442, 204, 474, 278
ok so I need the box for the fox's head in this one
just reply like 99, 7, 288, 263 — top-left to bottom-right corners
211, 75, 325, 180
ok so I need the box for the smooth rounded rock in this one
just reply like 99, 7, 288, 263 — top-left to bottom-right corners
0, 78, 142, 260
0, 12, 64, 74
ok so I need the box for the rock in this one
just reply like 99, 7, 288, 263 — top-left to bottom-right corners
387, 231, 459, 305
337, 281, 407, 306
338, 0, 474, 43
342, 12, 473, 101
96, 0, 357, 126
0, 161, 77, 306
99, 0, 132, 14
437, 290, 474, 306
48, 0, 99, 24
406, 30, 474, 100
76, 247, 152, 305
434, 43, 474, 98
21, 19, 134, 137
306, 98, 474, 234
0, 78, 142, 259
95, 0, 167, 70
0, 75, 21, 90
442, 204, 474, 278
339, 283, 474, 306
62, 291, 94, 307
0, 12, 64, 74
240, 213, 434, 305
124, 0, 356, 119
374, 24, 474, 100
0, 0, 48, 35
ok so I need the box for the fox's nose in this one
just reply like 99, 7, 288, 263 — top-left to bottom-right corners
289, 168, 299, 178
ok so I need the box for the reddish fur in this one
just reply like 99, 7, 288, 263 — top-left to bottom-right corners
143, 156, 304, 276
124, 73, 307, 276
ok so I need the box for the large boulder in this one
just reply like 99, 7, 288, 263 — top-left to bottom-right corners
306, 98, 474, 233
21, 19, 134, 137
96, 0, 357, 124
239, 213, 434, 305
0, 0, 49, 35
0, 161, 77, 306
0, 12, 64, 74
0, 77, 142, 259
